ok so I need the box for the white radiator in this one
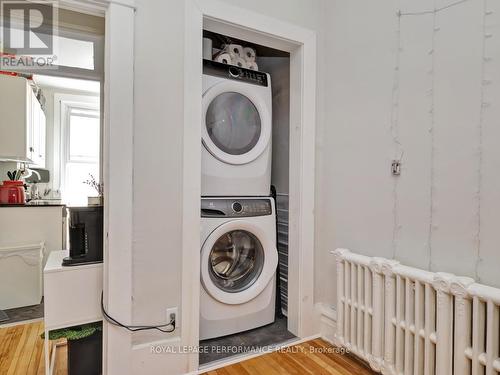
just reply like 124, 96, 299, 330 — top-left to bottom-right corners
332, 248, 500, 375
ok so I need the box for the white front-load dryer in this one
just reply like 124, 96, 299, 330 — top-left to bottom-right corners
200, 197, 278, 340
202, 59, 272, 197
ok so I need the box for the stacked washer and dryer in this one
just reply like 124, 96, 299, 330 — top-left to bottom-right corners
200, 59, 278, 340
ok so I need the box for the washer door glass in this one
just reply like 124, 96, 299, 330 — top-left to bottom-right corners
205, 92, 262, 155
209, 230, 264, 293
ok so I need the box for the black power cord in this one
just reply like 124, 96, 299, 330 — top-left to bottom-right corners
100, 292, 176, 333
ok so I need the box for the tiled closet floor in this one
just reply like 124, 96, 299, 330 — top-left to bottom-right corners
199, 316, 295, 365
0, 300, 44, 326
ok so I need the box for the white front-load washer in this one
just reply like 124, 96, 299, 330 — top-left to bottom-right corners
202, 59, 272, 197
200, 197, 278, 340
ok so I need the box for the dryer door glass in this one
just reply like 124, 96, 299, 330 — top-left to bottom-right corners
209, 230, 264, 293
206, 92, 262, 155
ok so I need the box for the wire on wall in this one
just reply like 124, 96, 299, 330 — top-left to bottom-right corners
396, 0, 445, 268
396, 0, 473, 266
100, 293, 176, 333
398, 0, 492, 275
474, 0, 493, 281
426, 0, 439, 272
399, 0, 472, 16
391, 6, 403, 259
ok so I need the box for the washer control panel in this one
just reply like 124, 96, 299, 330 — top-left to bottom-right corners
203, 59, 268, 87
201, 198, 272, 217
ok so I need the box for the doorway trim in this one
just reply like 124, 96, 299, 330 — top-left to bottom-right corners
60, 1, 135, 374
183, 0, 317, 371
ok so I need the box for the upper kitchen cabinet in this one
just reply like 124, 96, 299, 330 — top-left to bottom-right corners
29, 89, 46, 168
0, 74, 46, 167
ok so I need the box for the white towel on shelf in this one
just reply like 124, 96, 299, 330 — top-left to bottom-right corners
243, 47, 256, 62
247, 61, 259, 71
232, 56, 247, 68
225, 44, 244, 57
214, 52, 232, 65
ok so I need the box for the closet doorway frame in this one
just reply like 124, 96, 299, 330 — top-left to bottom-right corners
182, 0, 318, 371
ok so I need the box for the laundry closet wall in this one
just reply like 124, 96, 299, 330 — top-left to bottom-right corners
127, 0, 326, 373
258, 57, 291, 195
258, 56, 291, 314
315, 0, 500, 310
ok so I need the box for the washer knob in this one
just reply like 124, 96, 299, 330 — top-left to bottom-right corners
229, 66, 240, 78
232, 202, 243, 213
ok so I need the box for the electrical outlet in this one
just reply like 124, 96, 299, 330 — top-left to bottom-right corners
391, 160, 401, 176
166, 307, 178, 330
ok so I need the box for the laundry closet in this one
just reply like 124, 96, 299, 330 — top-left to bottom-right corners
199, 30, 293, 365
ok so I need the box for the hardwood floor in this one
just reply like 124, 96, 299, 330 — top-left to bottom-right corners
1, 323, 372, 375
203, 339, 376, 375
0, 321, 67, 375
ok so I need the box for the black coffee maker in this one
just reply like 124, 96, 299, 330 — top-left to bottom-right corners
63, 206, 103, 266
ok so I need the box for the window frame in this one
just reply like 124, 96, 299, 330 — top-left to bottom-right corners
53, 93, 100, 200
1, 19, 104, 80
65, 106, 100, 164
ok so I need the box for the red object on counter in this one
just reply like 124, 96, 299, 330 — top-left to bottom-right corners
0, 180, 25, 204
0, 71, 18, 77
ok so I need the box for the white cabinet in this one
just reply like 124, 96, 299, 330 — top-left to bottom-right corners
0, 75, 46, 167
0, 206, 65, 265
44, 250, 103, 330
29, 90, 46, 167
43, 250, 102, 375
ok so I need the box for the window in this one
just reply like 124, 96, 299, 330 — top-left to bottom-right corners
55, 36, 96, 71
61, 106, 100, 206
3, 18, 103, 72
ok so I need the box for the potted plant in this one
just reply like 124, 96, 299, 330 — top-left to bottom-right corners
42, 322, 102, 375
83, 174, 103, 206
0, 169, 25, 204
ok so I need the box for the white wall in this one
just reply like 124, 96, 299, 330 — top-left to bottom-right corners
110, 0, 500, 370
258, 56, 290, 194
315, 0, 500, 308
129, 0, 325, 373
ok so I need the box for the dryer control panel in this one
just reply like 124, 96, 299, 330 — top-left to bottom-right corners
203, 59, 269, 87
201, 198, 272, 218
